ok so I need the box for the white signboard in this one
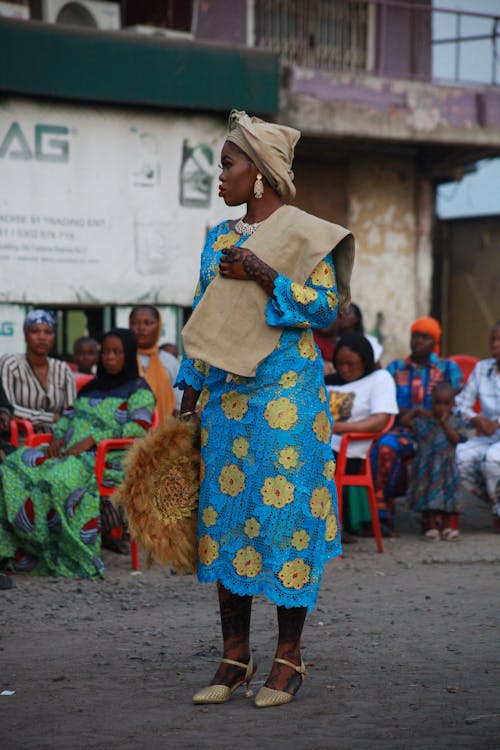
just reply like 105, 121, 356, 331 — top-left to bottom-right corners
0, 100, 240, 306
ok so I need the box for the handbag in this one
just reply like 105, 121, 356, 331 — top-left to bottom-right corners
113, 416, 200, 573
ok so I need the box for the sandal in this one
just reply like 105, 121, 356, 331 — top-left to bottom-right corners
192, 655, 255, 704
254, 657, 306, 708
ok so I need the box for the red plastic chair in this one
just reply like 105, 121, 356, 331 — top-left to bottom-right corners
9, 418, 35, 448
335, 415, 395, 554
448, 354, 479, 383
94, 407, 160, 571
75, 374, 94, 392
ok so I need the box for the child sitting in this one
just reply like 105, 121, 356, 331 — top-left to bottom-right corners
401, 382, 468, 540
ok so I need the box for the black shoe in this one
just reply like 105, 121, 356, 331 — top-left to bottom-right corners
0, 573, 13, 590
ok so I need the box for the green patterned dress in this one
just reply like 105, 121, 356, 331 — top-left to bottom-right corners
0, 378, 154, 578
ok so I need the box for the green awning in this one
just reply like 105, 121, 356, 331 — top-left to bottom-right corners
0, 19, 279, 114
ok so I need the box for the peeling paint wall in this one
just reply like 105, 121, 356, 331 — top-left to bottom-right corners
346, 157, 423, 364
292, 154, 433, 364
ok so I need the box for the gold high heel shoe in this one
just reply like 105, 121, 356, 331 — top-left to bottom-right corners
254, 657, 306, 708
192, 655, 255, 704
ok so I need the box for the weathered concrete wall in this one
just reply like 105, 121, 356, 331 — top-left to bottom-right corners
345, 156, 423, 364
293, 153, 429, 363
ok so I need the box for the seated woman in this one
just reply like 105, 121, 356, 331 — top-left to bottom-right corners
371, 316, 463, 534
0, 329, 155, 578
0, 382, 15, 462
456, 321, 500, 530
0, 310, 75, 433
129, 304, 181, 419
325, 333, 398, 536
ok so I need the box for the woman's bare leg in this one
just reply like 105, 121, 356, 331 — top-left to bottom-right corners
264, 605, 307, 695
208, 583, 254, 686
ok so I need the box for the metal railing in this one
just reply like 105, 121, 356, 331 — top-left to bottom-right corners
254, 0, 500, 86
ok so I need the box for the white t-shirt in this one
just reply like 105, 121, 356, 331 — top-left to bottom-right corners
326, 369, 398, 458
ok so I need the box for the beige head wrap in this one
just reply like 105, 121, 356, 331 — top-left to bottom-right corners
226, 110, 300, 203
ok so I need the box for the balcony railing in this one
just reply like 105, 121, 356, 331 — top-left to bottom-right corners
254, 0, 500, 86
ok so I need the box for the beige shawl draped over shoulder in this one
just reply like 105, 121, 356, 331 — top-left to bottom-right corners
182, 204, 354, 378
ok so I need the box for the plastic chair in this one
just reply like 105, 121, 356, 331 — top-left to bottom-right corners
335, 415, 395, 554
448, 354, 479, 383
75, 374, 94, 392
94, 407, 160, 571
9, 418, 35, 448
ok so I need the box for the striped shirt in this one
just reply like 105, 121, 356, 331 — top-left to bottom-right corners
0, 353, 76, 430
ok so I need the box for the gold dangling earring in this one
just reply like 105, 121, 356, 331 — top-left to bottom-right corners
253, 173, 264, 199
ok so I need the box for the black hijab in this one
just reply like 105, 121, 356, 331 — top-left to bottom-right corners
326, 332, 375, 386
79, 328, 139, 395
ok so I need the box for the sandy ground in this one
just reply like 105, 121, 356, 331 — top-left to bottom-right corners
1, 499, 499, 750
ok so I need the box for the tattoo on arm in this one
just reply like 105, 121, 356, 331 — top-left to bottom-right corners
242, 253, 278, 297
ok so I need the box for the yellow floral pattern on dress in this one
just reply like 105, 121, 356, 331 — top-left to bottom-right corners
325, 513, 338, 541
221, 390, 249, 421
261, 475, 294, 508
310, 487, 332, 519
312, 411, 331, 443
323, 460, 336, 480
327, 290, 339, 309
232, 436, 250, 458
198, 534, 219, 566
278, 447, 299, 469
218, 464, 246, 497
194, 359, 209, 375
200, 457, 206, 483
176, 222, 343, 609
310, 260, 335, 287
244, 517, 261, 538
278, 558, 311, 589
297, 330, 318, 361
279, 370, 298, 388
199, 387, 210, 410
202, 506, 218, 527
292, 530, 311, 551
212, 231, 240, 251
264, 397, 298, 430
232, 546, 263, 578
291, 283, 319, 305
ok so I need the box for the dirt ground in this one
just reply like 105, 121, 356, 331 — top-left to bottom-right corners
1, 499, 499, 750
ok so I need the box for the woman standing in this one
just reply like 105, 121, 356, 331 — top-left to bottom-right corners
177, 110, 354, 707
0, 329, 155, 577
0, 310, 75, 432
129, 305, 180, 419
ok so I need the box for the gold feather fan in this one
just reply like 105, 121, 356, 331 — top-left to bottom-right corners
113, 417, 200, 574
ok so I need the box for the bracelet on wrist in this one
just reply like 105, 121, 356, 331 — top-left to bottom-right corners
180, 410, 196, 419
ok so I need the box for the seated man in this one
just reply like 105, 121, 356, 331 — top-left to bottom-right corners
456, 321, 500, 529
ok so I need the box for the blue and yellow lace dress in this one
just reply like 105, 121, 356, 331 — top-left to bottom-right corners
177, 221, 342, 610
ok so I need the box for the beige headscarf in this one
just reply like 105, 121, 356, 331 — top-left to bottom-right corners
226, 110, 300, 203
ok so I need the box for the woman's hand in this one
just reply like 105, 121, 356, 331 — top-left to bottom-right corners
45, 438, 65, 458
65, 436, 95, 457
219, 246, 257, 281
220, 246, 278, 296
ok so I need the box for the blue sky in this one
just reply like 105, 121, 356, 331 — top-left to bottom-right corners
433, 0, 500, 218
